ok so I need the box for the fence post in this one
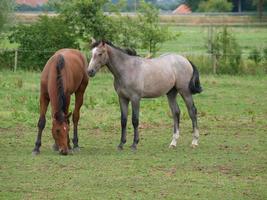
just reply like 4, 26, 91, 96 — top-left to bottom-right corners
212, 54, 217, 74
208, 25, 217, 74
14, 49, 18, 72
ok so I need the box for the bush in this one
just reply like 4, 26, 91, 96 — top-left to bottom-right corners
9, 15, 78, 70
56, 0, 176, 56
212, 27, 242, 74
0, 50, 14, 70
248, 48, 262, 64
137, 1, 175, 56
263, 47, 267, 61
198, 0, 233, 12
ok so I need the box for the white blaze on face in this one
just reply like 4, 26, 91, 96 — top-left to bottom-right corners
88, 47, 97, 69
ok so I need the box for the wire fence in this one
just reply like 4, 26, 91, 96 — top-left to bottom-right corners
1, 48, 266, 75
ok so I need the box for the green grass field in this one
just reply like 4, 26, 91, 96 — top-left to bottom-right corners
159, 26, 267, 54
0, 71, 266, 199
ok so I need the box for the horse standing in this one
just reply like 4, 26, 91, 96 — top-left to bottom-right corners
87, 40, 202, 150
32, 49, 89, 155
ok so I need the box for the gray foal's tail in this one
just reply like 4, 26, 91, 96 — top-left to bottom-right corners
189, 61, 202, 95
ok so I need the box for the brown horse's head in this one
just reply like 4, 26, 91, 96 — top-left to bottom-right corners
52, 112, 71, 155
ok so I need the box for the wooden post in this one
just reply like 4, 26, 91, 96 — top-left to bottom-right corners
212, 54, 217, 74
14, 49, 18, 72
208, 26, 217, 74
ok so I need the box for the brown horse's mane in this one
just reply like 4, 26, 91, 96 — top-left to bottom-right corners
55, 54, 66, 122
91, 40, 138, 56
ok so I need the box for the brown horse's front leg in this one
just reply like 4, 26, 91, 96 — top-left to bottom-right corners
32, 94, 49, 155
72, 90, 85, 151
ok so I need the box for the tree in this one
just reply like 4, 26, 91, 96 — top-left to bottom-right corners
137, 1, 175, 55
186, 0, 205, 11
0, 0, 15, 32
9, 16, 78, 70
198, 0, 233, 12
253, 0, 266, 20
54, 0, 110, 41
211, 27, 242, 74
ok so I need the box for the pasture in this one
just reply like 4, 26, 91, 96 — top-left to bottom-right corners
0, 71, 266, 199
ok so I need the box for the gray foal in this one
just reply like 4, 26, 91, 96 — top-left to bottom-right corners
87, 40, 202, 150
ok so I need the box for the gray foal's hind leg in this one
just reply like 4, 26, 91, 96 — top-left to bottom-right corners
167, 88, 180, 148
131, 99, 140, 150
118, 97, 129, 150
180, 90, 199, 147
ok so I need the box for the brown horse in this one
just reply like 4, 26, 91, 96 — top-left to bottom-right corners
32, 49, 89, 155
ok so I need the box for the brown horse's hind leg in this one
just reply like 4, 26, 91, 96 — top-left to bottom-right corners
72, 83, 87, 151
32, 93, 49, 155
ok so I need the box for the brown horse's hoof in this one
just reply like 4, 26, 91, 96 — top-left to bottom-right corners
32, 150, 40, 156
52, 144, 59, 151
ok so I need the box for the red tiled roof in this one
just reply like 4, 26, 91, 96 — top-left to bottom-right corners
16, 0, 48, 7
172, 4, 192, 14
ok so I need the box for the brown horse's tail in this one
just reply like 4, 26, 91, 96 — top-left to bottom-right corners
189, 61, 203, 95
56, 54, 66, 113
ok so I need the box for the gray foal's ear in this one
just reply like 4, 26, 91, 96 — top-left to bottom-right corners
91, 37, 96, 44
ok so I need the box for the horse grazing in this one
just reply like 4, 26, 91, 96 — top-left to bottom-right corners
87, 40, 202, 150
32, 49, 89, 155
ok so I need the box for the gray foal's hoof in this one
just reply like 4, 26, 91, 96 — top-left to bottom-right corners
117, 145, 124, 151
32, 150, 40, 156
130, 144, 137, 151
72, 146, 80, 152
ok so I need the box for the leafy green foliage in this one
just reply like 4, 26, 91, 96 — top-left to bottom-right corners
198, 0, 233, 12
0, 50, 14, 70
56, 0, 176, 55
8, 16, 78, 70
0, 0, 15, 32
111, 15, 141, 49
263, 47, 267, 61
137, 1, 172, 55
212, 27, 242, 74
56, 0, 109, 40
248, 48, 262, 64
186, 0, 204, 11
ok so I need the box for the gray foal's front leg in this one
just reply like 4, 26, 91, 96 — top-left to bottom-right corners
167, 88, 180, 148
118, 97, 129, 150
131, 99, 140, 150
